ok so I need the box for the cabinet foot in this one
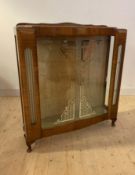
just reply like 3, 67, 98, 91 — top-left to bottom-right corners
24, 135, 32, 152
27, 145, 32, 153
111, 118, 117, 127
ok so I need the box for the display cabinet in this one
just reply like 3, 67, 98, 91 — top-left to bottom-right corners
15, 23, 127, 152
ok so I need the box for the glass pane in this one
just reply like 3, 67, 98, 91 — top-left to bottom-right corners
24, 48, 36, 124
105, 36, 114, 105
113, 45, 122, 104
37, 37, 110, 129
79, 37, 109, 119
37, 39, 76, 128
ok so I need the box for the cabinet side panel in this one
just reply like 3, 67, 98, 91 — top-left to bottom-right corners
108, 30, 127, 118
16, 28, 41, 143
15, 35, 26, 132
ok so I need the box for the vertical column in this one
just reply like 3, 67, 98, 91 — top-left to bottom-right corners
16, 27, 41, 144
75, 38, 81, 119
108, 30, 127, 120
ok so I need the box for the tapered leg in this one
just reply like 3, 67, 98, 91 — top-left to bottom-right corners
24, 134, 32, 152
111, 118, 117, 127
26, 143, 32, 153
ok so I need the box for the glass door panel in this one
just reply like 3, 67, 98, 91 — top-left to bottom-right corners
79, 37, 109, 119
37, 36, 110, 129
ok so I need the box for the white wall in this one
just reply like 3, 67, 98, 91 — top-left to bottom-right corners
0, 0, 135, 95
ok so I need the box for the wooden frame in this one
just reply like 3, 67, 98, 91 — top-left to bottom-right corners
15, 23, 127, 152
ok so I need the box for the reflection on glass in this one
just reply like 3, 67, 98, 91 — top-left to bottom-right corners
113, 45, 122, 105
105, 36, 114, 105
37, 37, 110, 129
24, 48, 36, 124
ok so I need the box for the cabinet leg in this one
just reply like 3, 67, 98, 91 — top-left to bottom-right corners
24, 134, 32, 152
27, 144, 32, 153
111, 118, 117, 127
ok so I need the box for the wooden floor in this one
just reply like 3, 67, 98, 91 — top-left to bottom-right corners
0, 96, 135, 175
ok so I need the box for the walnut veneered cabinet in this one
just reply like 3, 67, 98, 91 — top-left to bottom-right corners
15, 23, 127, 152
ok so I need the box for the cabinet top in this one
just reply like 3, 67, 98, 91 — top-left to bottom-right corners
16, 23, 127, 37
16, 23, 126, 30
